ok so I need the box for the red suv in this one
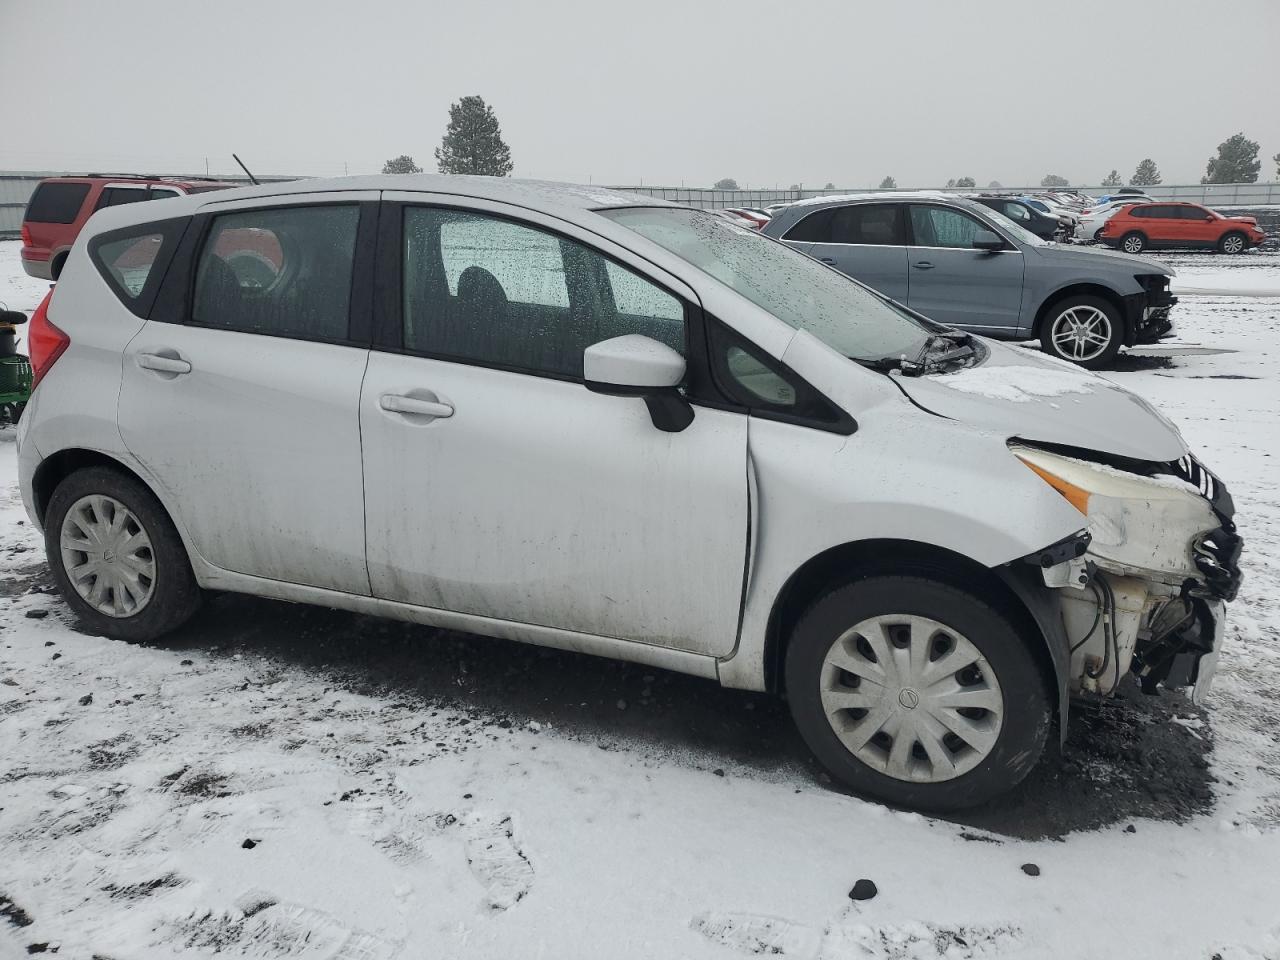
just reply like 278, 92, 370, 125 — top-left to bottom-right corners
20, 175, 238, 279
1100, 202, 1266, 255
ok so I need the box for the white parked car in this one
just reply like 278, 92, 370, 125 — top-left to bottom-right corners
15, 176, 1241, 811
1076, 199, 1140, 242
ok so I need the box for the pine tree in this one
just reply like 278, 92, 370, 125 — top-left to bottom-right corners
434, 96, 513, 176
954, 176, 976, 188
1202, 133, 1261, 184
381, 155, 422, 175
823, 182, 835, 190
879, 176, 897, 189
1101, 170, 1122, 187
1040, 174, 1070, 188
1129, 159, 1161, 186
1275, 152, 1280, 179
714, 178, 739, 190
987, 180, 1002, 189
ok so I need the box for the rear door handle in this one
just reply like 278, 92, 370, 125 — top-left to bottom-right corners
819, 256, 837, 265
136, 353, 192, 375
379, 394, 454, 419
913, 261, 935, 270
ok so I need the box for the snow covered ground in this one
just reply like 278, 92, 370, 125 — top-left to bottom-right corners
3, 242, 1280, 959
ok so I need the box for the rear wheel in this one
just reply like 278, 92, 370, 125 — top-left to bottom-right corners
1040, 295, 1123, 369
45, 466, 201, 642
785, 576, 1051, 811
1119, 231, 1146, 254
1218, 231, 1247, 255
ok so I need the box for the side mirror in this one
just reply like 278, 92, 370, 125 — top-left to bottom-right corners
584, 334, 693, 433
972, 229, 1004, 251
0, 310, 27, 325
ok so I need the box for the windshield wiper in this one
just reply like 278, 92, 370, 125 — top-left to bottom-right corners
857, 354, 926, 376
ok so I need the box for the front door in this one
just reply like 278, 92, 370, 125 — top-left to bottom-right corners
118, 193, 378, 594
360, 197, 750, 656
905, 203, 1025, 334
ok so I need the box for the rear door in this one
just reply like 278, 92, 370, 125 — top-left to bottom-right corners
904, 203, 1024, 333
118, 192, 379, 594
791, 203, 909, 301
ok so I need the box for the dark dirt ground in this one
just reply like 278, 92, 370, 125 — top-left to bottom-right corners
19, 573, 1204, 843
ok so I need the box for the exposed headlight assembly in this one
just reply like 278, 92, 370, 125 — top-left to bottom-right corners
1012, 445, 1220, 583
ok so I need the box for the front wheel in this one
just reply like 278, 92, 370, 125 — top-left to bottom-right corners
785, 576, 1051, 811
1039, 295, 1123, 369
45, 466, 201, 642
1119, 231, 1146, 254
1218, 231, 1247, 255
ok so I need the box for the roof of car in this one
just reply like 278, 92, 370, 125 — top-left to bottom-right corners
183, 174, 683, 214
787, 190, 952, 209
41, 174, 242, 189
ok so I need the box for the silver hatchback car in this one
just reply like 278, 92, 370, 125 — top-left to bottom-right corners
15, 176, 1240, 811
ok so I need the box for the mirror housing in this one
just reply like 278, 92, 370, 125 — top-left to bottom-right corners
972, 230, 1004, 251
584, 335, 693, 433
0, 310, 27, 325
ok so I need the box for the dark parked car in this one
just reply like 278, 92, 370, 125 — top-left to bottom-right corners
970, 196, 1065, 241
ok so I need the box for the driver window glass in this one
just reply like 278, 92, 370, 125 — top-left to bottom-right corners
1003, 203, 1030, 221
192, 205, 359, 340
908, 206, 986, 248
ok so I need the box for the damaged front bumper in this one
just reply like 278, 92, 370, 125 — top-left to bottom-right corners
1015, 447, 1242, 703
1126, 276, 1179, 345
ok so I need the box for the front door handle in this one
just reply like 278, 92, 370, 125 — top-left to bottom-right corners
380, 394, 454, 419
819, 256, 837, 265
913, 261, 935, 270
136, 353, 192, 375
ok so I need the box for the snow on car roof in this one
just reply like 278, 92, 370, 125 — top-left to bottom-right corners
787, 190, 953, 208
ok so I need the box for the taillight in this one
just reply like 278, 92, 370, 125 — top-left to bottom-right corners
28, 288, 70, 392
20, 223, 33, 247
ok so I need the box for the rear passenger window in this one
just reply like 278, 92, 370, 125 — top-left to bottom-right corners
829, 204, 905, 245
191, 205, 359, 341
25, 182, 91, 223
95, 188, 149, 210
402, 207, 685, 379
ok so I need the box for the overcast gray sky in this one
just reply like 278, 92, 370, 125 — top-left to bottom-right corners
2, 0, 1277, 188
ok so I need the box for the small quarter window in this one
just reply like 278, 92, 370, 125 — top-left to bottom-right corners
88, 218, 187, 318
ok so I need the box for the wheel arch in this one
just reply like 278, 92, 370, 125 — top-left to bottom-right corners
33, 448, 155, 526
1032, 283, 1127, 338
758, 538, 1062, 721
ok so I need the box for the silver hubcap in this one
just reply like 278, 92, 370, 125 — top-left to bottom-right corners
1222, 235, 1243, 254
60, 495, 156, 618
820, 615, 1004, 783
1051, 306, 1112, 362
1122, 236, 1143, 253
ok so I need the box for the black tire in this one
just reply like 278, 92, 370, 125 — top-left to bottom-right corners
1217, 231, 1247, 255
1038, 294, 1123, 370
785, 576, 1051, 811
1118, 231, 1146, 254
44, 466, 201, 642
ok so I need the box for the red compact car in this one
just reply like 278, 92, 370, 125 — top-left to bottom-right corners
1100, 202, 1266, 255
20, 175, 238, 280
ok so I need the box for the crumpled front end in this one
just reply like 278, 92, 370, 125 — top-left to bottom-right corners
1013, 445, 1242, 703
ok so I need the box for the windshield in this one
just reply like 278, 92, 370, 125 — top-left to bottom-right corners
601, 207, 931, 363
